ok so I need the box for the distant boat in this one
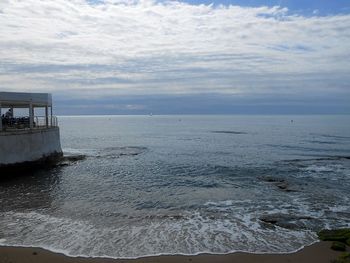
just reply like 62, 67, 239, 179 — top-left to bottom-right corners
0, 92, 62, 172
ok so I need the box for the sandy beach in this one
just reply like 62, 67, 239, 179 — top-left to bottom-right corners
0, 241, 348, 263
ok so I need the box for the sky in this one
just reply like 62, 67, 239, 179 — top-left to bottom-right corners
0, 0, 349, 114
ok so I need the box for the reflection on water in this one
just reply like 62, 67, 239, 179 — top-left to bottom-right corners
0, 167, 61, 212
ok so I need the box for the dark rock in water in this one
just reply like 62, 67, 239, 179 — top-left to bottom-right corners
275, 182, 296, 192
56, 162, 70, 167
211, 130, 247, 135
259, 213, 316, 230
98, 146, 148, 159
260, 217, 278, 225
331, 241, 346, 251
261, 176, 284, 183
63, 155, 86, 162
318, 228, 350, 242
50, 154, 86, 168
260, 176, 297, 192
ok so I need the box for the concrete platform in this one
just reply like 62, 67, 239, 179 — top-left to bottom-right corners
0, 127, 63, 168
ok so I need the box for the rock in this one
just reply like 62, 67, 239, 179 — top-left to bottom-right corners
211, 130, 247, 135
318, 228, 350, 242
347, 238, 350, 246
56, 162, 70, 167
331, 241, 346, 251
259, 213, 315, 230
275, 182, 296, 192
260, 176, 297, 192
52, 155, 87, 167
260, 217, 278, 225
64, 155, 86, 162
261, 176, 284, 183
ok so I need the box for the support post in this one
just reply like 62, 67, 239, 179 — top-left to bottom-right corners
29, 102, 34, 129
0, 102, 2, 132
51, 106, 53, 126
45, 106, 49, 128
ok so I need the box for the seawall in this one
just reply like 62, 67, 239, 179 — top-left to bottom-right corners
0, 127, 62, 167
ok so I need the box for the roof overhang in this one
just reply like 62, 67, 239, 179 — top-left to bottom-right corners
0, 92, 52, 108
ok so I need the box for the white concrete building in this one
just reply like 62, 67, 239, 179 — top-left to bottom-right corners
0, 92, 62, 168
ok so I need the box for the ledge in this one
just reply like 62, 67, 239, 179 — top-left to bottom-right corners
0, 126, 59, 136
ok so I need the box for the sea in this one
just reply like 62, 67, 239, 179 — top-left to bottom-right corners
0, 115, 350, 258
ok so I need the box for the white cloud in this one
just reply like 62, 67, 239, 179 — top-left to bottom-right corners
0, 0, 349, 97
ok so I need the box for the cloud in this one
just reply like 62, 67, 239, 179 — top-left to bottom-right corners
0, 0, 349, 103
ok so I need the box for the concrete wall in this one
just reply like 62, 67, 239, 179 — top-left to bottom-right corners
0, 127, 62, 165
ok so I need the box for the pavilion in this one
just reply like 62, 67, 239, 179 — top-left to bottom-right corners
0, 92, 55, 132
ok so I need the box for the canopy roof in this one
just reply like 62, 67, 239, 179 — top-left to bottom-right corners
0, 92, 52, 108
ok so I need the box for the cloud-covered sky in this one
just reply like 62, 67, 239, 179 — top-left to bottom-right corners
0, 0, 349, 114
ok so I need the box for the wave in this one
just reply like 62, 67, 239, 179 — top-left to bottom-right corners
310, 133, 350, 140
306, 140, 337, 145
63, 146, 148, 159
1, 191, 350, 259
281, 156, 350, 162
0, 208, 318, 259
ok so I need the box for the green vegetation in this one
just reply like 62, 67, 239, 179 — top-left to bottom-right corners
331, 241, 347, 251
318, 228, 350, 262
317, 228, 350, 263
318, 228, 350, 243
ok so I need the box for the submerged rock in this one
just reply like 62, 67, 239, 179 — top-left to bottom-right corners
260, 176, 297, 192
51, 154, 87, 168
275, 182, 296, 192
98, 146, 148, 159
63, 155, 86, 162
259, 213, 316, 230
261, 176, 283, 183
211, 130, 247, 134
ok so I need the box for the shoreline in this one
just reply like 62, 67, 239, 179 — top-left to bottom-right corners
0, 241, 347, 263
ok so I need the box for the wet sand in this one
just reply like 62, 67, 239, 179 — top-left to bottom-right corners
0, 241, 347, 263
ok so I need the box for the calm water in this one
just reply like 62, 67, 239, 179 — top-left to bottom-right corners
1, 115, 350, 258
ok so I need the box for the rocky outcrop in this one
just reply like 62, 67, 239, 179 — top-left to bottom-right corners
260, 176, 298, 192
317, 228, 350, 254
318, 228, 350, 242
259, 213, 318, 230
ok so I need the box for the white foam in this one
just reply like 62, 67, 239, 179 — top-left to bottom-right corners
301, 164, 341, 173
63, 148, 96, 156
0, 209, 318, 259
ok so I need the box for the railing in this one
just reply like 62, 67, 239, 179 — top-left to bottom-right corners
1, 116, 58, 131
34, 116, 58, 128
